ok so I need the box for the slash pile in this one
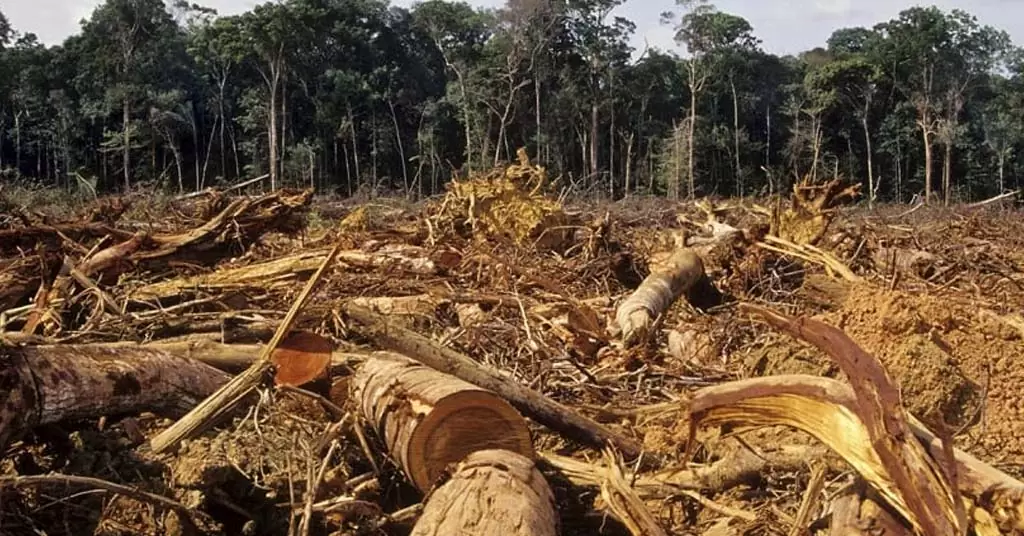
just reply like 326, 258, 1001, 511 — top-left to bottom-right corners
0, 164, 1022, 536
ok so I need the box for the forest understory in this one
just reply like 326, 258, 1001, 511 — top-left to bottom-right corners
0, 153, 1022, 536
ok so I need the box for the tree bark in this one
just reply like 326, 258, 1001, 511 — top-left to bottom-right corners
411, 449, 558, 536
351, 352, 534, 492
590, 101, 599, 180
687, 79, 698, 198
730, 77, 742, 196
921, 122, 933, 204
123, 98, 131, 191
0, 343, 231, 451
863, 116, 875, 207
387, 98, 410, 196
616, 249, 705, 347
15, 110, 22, 174
943, 142, 952, 206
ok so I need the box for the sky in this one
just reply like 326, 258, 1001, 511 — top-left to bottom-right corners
5, 0, 1024, 56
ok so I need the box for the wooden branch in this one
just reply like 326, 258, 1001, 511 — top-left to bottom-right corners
0, 341, 231, 451
148, 244, 340, 454
410, 449, 558, 536
352, 352, 534, 492
341, 302, 644, 459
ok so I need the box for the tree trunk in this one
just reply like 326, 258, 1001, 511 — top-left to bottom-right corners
765, 102, 771, 170
624, 132, 635, 197
387, 98, 410, 197
123, 98, 131, 191
673, 121, 682, 201
410, 449, 558, 536
351, 352, 534, 493
342, 303, 644, 459
192, 115, 201, 191
265, 59, 282, 191
219, 79, 228, 180
171, 142, 184, 194
229, 124, 241, 179
942, 142, 952, 206
730, 77, 741, 196
347, 102, 360, 191
608, 70, 616, 198
863, 116, 875, 207
590, 101, 599, 179
535, 77, 542, 156
687, 85, 697, 198
998, 151, 1005, 193
0, 343, 231, 451
922, 129, 933, 204
14, 110, 22, 174
201, 116, 218, 189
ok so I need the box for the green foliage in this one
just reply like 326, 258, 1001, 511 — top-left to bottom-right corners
0, 1, 1022, 203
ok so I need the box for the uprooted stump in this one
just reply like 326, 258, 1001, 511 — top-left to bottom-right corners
410, 449, 559, 536
351, 352, 535, 493
0, 342, 231, 451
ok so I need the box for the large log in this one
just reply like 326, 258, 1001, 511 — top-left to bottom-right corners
0, 342, 231, 450
351, 352, 534, 493
410, 449, 558, 536
342, 302, 644, 459
615, 249, 705, 347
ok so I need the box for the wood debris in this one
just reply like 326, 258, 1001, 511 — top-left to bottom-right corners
1, 168, 1023, 535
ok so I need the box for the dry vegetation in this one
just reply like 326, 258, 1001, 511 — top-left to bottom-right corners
0, 152, 1023, 535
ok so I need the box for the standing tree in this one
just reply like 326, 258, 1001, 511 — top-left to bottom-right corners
77, 0, 186, 191
875, 7, 1010, 204
664, 0, 758, 198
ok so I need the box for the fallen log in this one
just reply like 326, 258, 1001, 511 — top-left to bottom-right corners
410, 449, 558, 536
131, 247, 438, 303
130, 249, 328, 302
615, 249, 705, 347
342, 303, 644, 459
0, 342, 231, 451
351, 352, 534, 493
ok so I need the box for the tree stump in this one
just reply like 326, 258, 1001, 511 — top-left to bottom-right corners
351, 352, 534, 492
410, 449, 558, 536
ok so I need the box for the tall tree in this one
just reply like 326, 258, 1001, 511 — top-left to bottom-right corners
77, 0, 187, 191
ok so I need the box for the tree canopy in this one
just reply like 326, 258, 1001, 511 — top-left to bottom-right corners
0, 1, 1020, 204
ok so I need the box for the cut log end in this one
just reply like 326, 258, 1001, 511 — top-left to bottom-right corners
411, 449, 558, 536
352, 352, 534, 492
410, 390, 535, 491
271, 330, 332, 387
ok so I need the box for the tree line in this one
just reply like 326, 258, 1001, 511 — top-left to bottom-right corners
0, 0, 1021, 204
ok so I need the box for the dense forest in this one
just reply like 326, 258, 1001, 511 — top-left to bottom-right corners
0, 0, 1021, 204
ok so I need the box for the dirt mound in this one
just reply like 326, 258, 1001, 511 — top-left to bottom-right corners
762, 279, 1023, 463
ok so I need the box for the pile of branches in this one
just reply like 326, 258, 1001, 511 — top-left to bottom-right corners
0, 163, 1022, 536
